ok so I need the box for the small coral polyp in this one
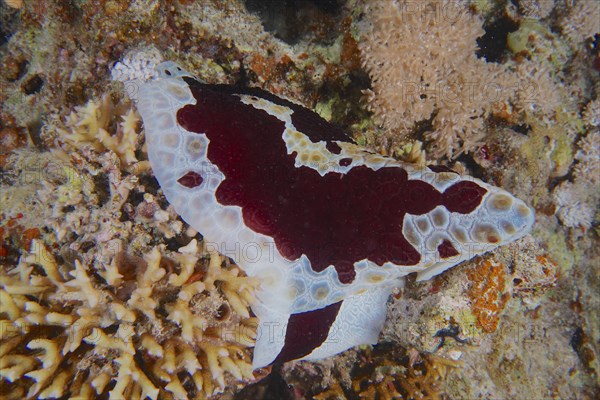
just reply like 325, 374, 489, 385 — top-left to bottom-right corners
135, 61, 535, 368
0, 240, 257, 399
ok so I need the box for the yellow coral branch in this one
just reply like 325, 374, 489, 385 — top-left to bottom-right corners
38, 370, 70, 399
0, 354, 37, 382
0, 289, 20, 320
25, 239, 63, 285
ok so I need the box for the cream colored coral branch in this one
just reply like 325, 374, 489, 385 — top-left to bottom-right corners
1, 239, 257, 399
59, 95, 141, 166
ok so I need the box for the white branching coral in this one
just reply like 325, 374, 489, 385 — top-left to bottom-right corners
0, 240, 258, 399
359, 0, 523, 159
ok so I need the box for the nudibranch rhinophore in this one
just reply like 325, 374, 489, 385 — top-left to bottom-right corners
136, 61, 534, 369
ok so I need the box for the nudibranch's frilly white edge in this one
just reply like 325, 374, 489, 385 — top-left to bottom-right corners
132, 61, 535, 369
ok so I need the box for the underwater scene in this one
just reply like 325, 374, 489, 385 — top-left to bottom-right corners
0, 0, 598, 399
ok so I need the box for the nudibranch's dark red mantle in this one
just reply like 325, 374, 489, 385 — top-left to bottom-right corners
274, 301, 343, 364
176, 79, 487, 285
177, 171, 203, 188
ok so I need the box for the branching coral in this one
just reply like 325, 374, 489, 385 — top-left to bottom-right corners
0, 239, 258, 399
0, 94, 177, 256
55, 94, 141, 167
0, 82, 263, 399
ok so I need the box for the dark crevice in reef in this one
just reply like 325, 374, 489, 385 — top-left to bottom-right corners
411, 112, 437, 143
0, 3, 21, 46
320, 69, 372, 129
22, 74, 44, 95
26, 117, 45, 149
587, 33, 600, 72
476, 14, 519, 63
165, 232, 199, 253
92, 172, 111, 207
456, 152, 488, 181
234, 364, 293, 400
244, 0, 346, 45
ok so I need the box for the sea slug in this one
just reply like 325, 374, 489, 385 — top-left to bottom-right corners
136, 61, 535, 368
